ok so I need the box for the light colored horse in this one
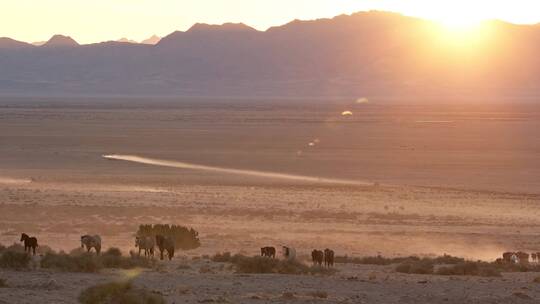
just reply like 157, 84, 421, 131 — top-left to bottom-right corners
81, 235, 101, 254
135, 236, 155, 258
282, 246, 296, 261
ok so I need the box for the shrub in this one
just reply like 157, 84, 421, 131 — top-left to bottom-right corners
335, 254, 463, 266
216, 254, 336, 275
40, 248, 153, 273
432, 254, 465, 265
5, 243, 25, 253
396, 260, 434, 274
0, 278, 7, 288
0, 250, 31, 269
211, 252, 233, 263
436, 261, 501, 277
533, 276, 540, 283
0, 243, 5, 254
335, 255, 420, 265
78, 281, 164, 304
41, 252, 102, 273
136, 224, 201, 250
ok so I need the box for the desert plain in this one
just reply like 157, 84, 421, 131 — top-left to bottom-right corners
1, 97, 540, 303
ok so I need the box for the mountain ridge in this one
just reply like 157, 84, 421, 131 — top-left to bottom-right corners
0, 11, 539, 99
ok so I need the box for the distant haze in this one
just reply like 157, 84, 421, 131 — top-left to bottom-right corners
0, 11, 539, 99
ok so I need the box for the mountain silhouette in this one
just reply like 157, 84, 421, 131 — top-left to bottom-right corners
0, 37, 33, 49
141, 35, 161, 45
117, 37, 138, 44
42, 35, 79, 47
0, 11, 539, 98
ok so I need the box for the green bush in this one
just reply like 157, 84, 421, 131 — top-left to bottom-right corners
78, 281, 164, 304
136, 224, 201, 250
0, 250, 31, 269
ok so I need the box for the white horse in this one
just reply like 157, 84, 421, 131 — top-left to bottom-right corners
282, 246, 296, 261
135, 236, 155, 258
81, 235, 102, 254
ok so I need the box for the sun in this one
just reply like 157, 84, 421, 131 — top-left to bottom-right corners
438, 16, 483, 31
413, 1, 488, 31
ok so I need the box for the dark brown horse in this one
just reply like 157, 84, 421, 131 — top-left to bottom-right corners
261, 247, 276, 258
502, 252, 515, 263
155, 235, 175, 260
20, 233, 38, 255
324, 248, 335, 267
516, 251, 530, 264
311, 249, 324, 266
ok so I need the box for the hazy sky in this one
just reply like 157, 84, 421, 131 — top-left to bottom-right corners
1, 0, 539, 44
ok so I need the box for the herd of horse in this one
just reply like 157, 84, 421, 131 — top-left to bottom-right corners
18, 233, 176, 261
499, 251, 540, 264
19, 232, 335, 267
261, 246, 335, 267
24, 232, 538, 267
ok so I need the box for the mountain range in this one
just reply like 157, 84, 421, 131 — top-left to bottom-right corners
1, 11, 539, 99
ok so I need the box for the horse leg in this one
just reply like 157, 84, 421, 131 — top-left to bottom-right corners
32, 246, 36, 256
160, 249, 164, 260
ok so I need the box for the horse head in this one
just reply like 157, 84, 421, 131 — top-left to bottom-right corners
20, 233, 28, 242
80, 235, 88, 248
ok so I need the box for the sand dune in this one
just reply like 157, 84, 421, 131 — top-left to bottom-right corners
102, 154, 375, 186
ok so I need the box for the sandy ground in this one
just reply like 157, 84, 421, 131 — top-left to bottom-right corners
1, 98, 540, 303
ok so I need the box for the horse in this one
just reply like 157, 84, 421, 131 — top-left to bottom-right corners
282, 246, 296, 261
20, 233, 38, 255
311, 249, 324, 266
261, 247, 276, 258
155, 235, 175, 260
135, 236, 155, 258
516, 251, 530, 264
502, 252, 515, 263
81, 235, 102, 254
324, 248, 335, 267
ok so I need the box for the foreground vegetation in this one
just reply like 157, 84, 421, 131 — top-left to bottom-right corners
212, 252, 336, 275
0, 243, 153, 272
41, 248, 154, 272
79, 281, 164, 304
336, 254, 540, 277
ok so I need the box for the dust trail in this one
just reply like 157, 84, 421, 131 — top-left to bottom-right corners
0, 177, 32, 185
102, 154, 374, 186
